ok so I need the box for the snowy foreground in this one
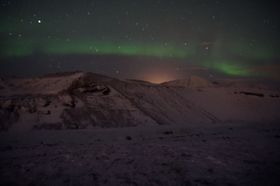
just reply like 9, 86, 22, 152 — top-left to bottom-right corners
1, 122, 280, 186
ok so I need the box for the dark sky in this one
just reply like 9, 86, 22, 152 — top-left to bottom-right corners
0, 0, 279, 82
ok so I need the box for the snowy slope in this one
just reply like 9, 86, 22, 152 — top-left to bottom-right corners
164, 77, 280, 122
161, 75, 210, 88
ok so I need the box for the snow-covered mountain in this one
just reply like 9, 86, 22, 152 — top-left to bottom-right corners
0, 72, 279, 131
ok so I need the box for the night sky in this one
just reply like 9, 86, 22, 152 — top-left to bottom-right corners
0, 0, 279, 82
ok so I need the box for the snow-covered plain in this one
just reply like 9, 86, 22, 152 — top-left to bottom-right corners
1, 122, 280, 186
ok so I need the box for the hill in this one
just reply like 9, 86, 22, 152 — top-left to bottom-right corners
0, 72, 279, 131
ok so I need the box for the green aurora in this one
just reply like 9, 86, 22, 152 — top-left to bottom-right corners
1, 37, 278, 77
1, 38, 196, 58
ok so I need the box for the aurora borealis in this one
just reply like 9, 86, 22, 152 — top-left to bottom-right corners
0, 0, 279, 81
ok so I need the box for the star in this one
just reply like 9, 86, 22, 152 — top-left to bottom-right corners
0, 0, 278, 81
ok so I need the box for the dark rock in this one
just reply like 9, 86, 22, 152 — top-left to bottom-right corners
43, 100, 52, 107
163, 130, 173, 135
126, 136, 132, 140
239, 91, 264, 97
102, 87, 111, 95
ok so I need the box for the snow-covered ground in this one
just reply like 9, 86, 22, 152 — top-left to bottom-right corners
0, 122, 280, 186
0, 72, 280, 185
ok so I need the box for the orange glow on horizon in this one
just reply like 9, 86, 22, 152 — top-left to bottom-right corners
143, 73, 178, 84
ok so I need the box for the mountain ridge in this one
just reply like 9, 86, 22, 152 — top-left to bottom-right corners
0, 72, 279, 131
